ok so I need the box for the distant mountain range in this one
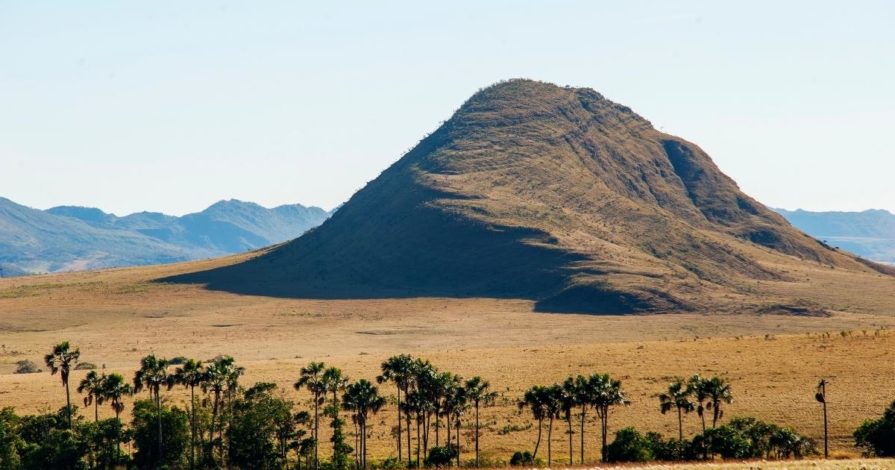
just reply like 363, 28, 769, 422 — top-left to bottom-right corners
0, 197, 331, 276
776, 208, 895, 264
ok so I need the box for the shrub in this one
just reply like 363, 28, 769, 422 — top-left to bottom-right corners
131, 399, 189, 469
14, 360, 40, 374
425, 446, 457, 468
854, 400, 895, 456
509, 450, 533, 466
605, 427, 654, 462
74, 362, 96, 370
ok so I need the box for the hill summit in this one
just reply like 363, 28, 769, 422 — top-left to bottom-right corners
167, 80, 891, 314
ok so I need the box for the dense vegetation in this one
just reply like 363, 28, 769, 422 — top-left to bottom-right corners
0, 341, 887, 469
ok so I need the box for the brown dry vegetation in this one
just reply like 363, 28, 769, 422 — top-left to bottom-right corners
1, 255, 895, 463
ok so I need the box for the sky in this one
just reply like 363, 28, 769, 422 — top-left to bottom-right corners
1, 1, 893, 216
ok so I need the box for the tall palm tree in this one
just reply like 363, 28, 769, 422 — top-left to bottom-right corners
410, 359, 437, 457
295, 361, 327, 470
518, 385, 549, 462
705, 376, 733, 428
134, 354, 172, 464
171, 359, 205, 470
590, 374, 629, 463
457, 376, 497, 467
444, 380, 469, 467
376, 354, 413, 463
101, 373, 132, 460
203, 355, 239, 463
44, 341, 80, 428
687, 375, 709, 459
78, 370, 104, 422
402, 389, 426, 467
658, 378, 695, 459
343, 379, 386, 470
570, 375, 590, 464
543, 384, 563, 466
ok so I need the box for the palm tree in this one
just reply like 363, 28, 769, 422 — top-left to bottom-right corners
543, 384, 563, 466
570, 375, 590, 464
457, 376, 497, 467
134, 354, 172, 464
705, 376, 733, 428
590, 374, 629, 463
101, 373, 132, 460
688, 375, 709, 435
518, 385, 549, 462
410, 359, 437, 458
444, 380, 469, 467
659, 378, 694, 459
295, 361, 326, 470
376, 354, 413, 463
203, 355, 240, 463
343, 379, 386, 470
78, 370, 104, 422
171, 359, 205, 470
44, 341, 80, 428
402, 389, 426, 467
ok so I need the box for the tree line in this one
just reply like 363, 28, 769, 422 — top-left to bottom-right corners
0, 341, 893, 469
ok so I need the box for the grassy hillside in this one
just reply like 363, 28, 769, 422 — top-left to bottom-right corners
167, 80, 893, 314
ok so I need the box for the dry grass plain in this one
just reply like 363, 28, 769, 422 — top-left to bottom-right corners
1, 253, 895, 464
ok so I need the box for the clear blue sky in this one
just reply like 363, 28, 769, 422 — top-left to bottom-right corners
2, 1, 892, 215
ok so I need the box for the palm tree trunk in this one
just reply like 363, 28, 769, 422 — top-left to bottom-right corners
547, 417, 553, 466
190, 385, 196, 470
157, 390, 164, 466
416, 417, 421, 467
314, 394, 320, 470
406, 414, 412, 468
65, 380, 72, 428
115, 408, 122, 462
396, 387, 402, 463
363, 421, 368, 470
456, 417, 462, 467
532, 418, 542, 461
579, 406, 586, 464
95, 399, 99, 422
474, 404, 480, 467
677, 407, 684, 460
567, 415, 573, 465
602, 413, 609, 463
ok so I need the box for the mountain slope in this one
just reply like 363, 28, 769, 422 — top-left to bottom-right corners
2, 199, 329, 275
2, 197, 190, 274
165, 79, 891, 314
777, 208, 895, 264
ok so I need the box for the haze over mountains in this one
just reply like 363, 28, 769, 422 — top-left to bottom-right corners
0, 198, 329, 276
169, 79, 893, 314
776, 208, 895, 264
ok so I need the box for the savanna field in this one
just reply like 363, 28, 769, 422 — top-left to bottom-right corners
2, 254, 894, 467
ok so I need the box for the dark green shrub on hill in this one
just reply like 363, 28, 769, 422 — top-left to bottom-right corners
131, 399, 189, 469
605, 427, 654, 462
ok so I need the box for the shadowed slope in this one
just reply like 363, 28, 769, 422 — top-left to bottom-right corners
164, 80, 889, 314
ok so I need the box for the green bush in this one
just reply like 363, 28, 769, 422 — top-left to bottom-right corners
854, 400, 895, 456
425, 446, 457, 468
605, 427, 654, 462
509, 450, 532, 466
131, 399, 189, 469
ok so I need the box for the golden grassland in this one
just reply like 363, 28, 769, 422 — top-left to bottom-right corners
1, 255, 895, 463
